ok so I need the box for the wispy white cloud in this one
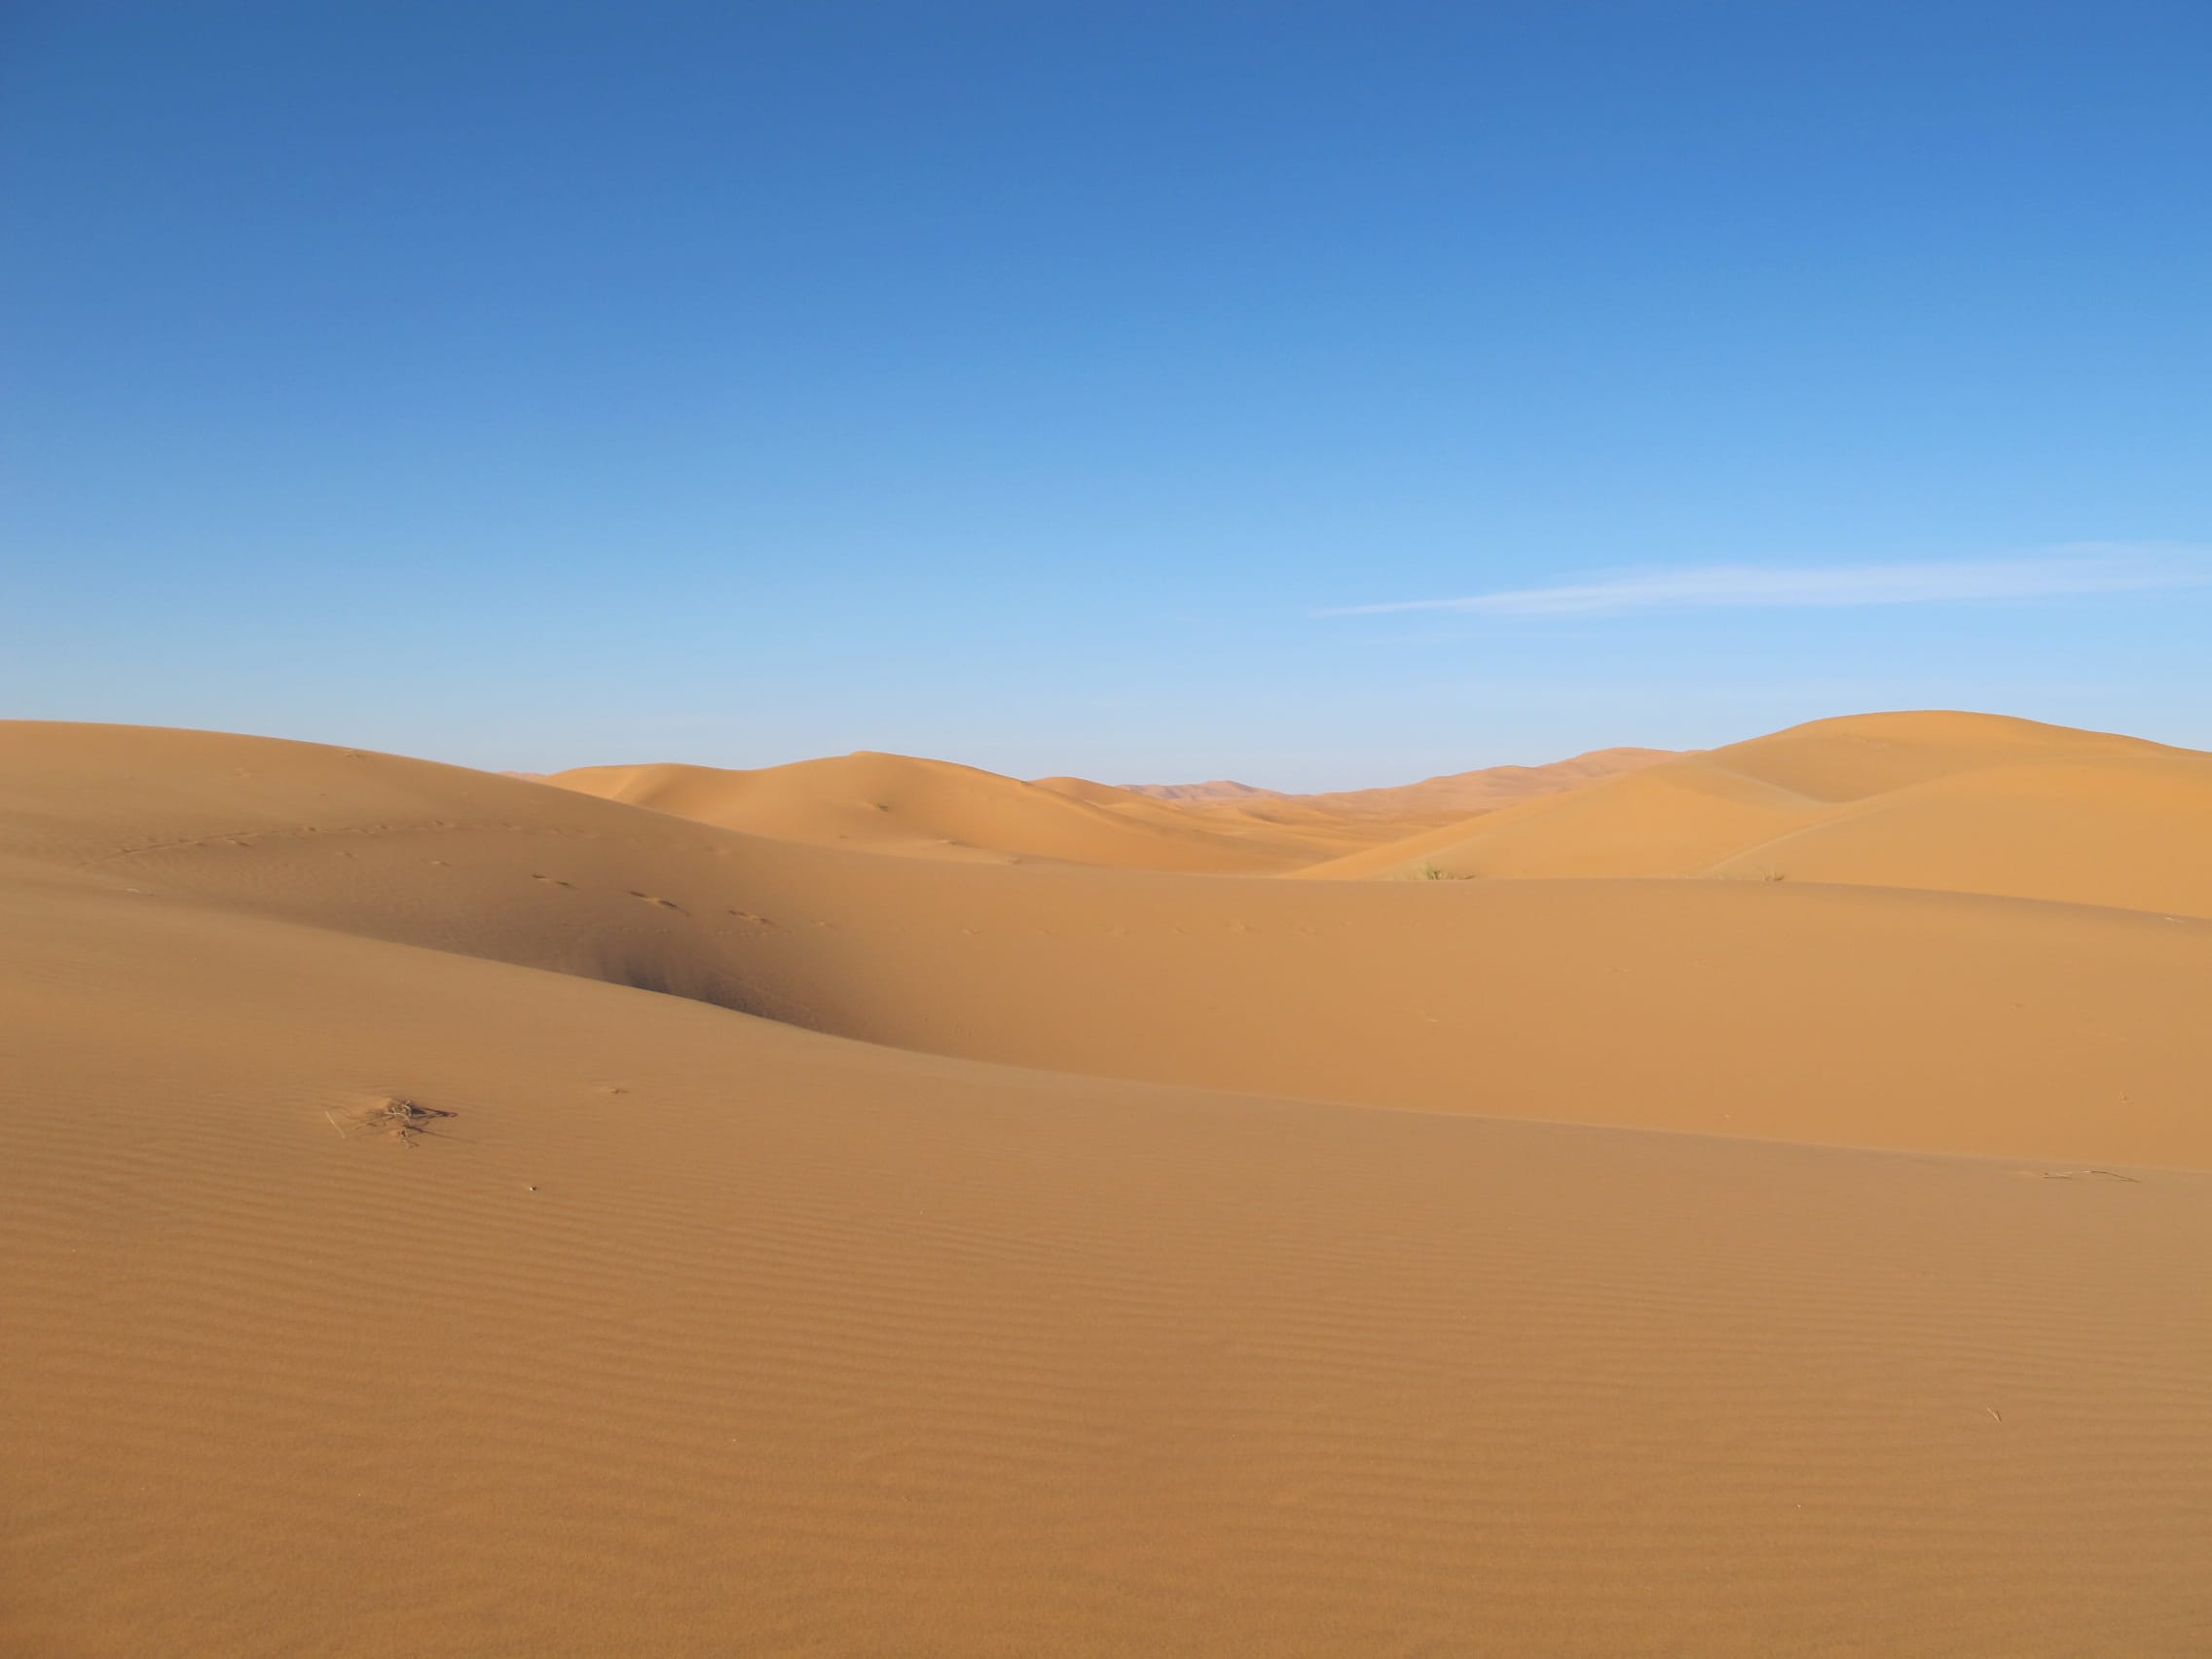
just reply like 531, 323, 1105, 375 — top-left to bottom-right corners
1321, 545, 2212, 618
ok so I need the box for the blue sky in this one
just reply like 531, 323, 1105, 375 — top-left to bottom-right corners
4, 1, 2207, 789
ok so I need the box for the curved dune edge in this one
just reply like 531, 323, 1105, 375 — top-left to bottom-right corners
7, 719, 2212, 1656
1301, 710, 2212, 918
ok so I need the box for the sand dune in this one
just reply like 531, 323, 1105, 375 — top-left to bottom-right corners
8, 719, 2210, 1163
1301, 756, 1812, 879
1096, 747, 1672, 845
1706, 707, 2169, 798
1700, 755, 2212, 914
545, 751, 1350, 871
1028, 771, 1173, 806
1023, 771, 1389, 858
1269, 743, 1673, 817
6, 717, 2211, 1655
541, 743, 1676, 874
1308, 711, 2212, 916
1106, 776, 1285, 803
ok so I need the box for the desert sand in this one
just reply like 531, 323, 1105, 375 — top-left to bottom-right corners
6, 711, 2211, 1656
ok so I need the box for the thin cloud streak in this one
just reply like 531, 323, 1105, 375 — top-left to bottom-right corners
1324, 547, 2212, 618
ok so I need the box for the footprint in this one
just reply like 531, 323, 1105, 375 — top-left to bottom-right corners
532, 873, 575, 888
627, 891, 686, 913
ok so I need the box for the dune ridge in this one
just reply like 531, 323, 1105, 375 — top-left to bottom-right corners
1079, 746, 1673, 847
1304, 710, 2212, 917
539, 745, 1682, 876
1253, 744, 1673, 818
545, 751, 1369, 871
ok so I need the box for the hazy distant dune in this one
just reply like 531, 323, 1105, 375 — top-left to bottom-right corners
545, 750, 1340, 871
1109, 777, 1287, 802
1108, 746, 1671, 822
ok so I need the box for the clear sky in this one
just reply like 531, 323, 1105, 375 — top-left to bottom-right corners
4, 1, 2207, 789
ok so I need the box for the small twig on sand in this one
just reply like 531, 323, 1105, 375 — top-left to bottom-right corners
2039, 1167, 2139, 1183
327, 1096, 458, 1147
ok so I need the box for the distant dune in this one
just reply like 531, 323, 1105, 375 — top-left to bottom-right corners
538, 744, 1677, 876
548, 752, 1419, 869
1272, 745, 1672, 817
1109, 777, 1286, 802
1305, 710, 2212, 917
7, 713, 2212, 1656
1104, 745, 1670, 823
545, 751, 1346, 871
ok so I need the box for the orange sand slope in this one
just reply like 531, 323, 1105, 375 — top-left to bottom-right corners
6, 719, 2212, 1656
1307, 710, 2212, 916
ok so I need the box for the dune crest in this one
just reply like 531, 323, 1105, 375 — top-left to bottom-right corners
1306, 710, 2212, 916
545, 750, 1369, 871
542, 743, 1682, 874
1088, 746, 1672, 840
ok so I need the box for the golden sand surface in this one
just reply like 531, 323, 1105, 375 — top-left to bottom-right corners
5, 712, 2208, 1655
